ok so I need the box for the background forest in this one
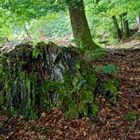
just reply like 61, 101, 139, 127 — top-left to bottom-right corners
0, 0, 140, 46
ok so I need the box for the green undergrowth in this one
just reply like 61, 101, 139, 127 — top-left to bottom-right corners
0, 42, 119, 120
123, 112, 138, 121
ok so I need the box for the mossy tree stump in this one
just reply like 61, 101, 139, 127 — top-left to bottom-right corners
0, 42, 118, 119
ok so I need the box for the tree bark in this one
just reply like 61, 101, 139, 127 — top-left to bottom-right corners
66, 0, 99, 49
112, 16, 123, 40
136, 15, 140, 31
121, 13, 130, 38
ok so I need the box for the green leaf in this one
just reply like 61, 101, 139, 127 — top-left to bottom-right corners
32, 47, 40, 58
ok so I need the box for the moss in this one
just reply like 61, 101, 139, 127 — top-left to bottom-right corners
0, 42, 118, 119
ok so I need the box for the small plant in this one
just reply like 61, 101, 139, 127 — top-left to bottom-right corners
95, 64, 118, 74
92, 104, 99, 117
124, 112, 138, 121
10, 107, 17, 116
104, 79, 119, 104
95, 64, 119, 105
93, 48, 108, 59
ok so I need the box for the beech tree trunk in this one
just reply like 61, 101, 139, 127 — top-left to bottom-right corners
112, 16, 123, 40
136, 15, 140, 31
66, 0, 99, 49
121, 13, 130, 38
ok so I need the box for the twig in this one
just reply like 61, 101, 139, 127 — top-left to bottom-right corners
124, 119, 137, 140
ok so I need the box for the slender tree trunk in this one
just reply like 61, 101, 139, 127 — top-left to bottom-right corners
66, 0, 99, 49
112, 16, 123, 40
136, 15, 140, 31
121, 13, 130, 38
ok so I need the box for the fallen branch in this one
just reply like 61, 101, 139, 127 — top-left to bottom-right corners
124, 119, 137, 140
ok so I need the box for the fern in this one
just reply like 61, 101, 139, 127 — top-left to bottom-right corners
95, 64, 118, 74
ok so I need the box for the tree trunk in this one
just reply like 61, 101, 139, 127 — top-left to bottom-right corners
136, 15, 140, 31
121, 13, 130, 38
112, 16, 123, 40
66, 0, 99, 49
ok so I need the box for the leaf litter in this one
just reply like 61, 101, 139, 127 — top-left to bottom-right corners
0, 46, 140, 140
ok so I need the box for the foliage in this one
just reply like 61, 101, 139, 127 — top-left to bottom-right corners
95, 64, 118, 74
124, 112, 138, 121
0, 0, 140, 45
44, 13, 71, 37
94, 64, 119, 104
84, 48, 107, 60
86, 0, 140, 43
104, 79, 118, 104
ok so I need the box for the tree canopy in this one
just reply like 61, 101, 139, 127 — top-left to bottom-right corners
0, 0, 140, 44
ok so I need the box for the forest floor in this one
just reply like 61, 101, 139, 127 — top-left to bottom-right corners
0, 38, 140, 140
